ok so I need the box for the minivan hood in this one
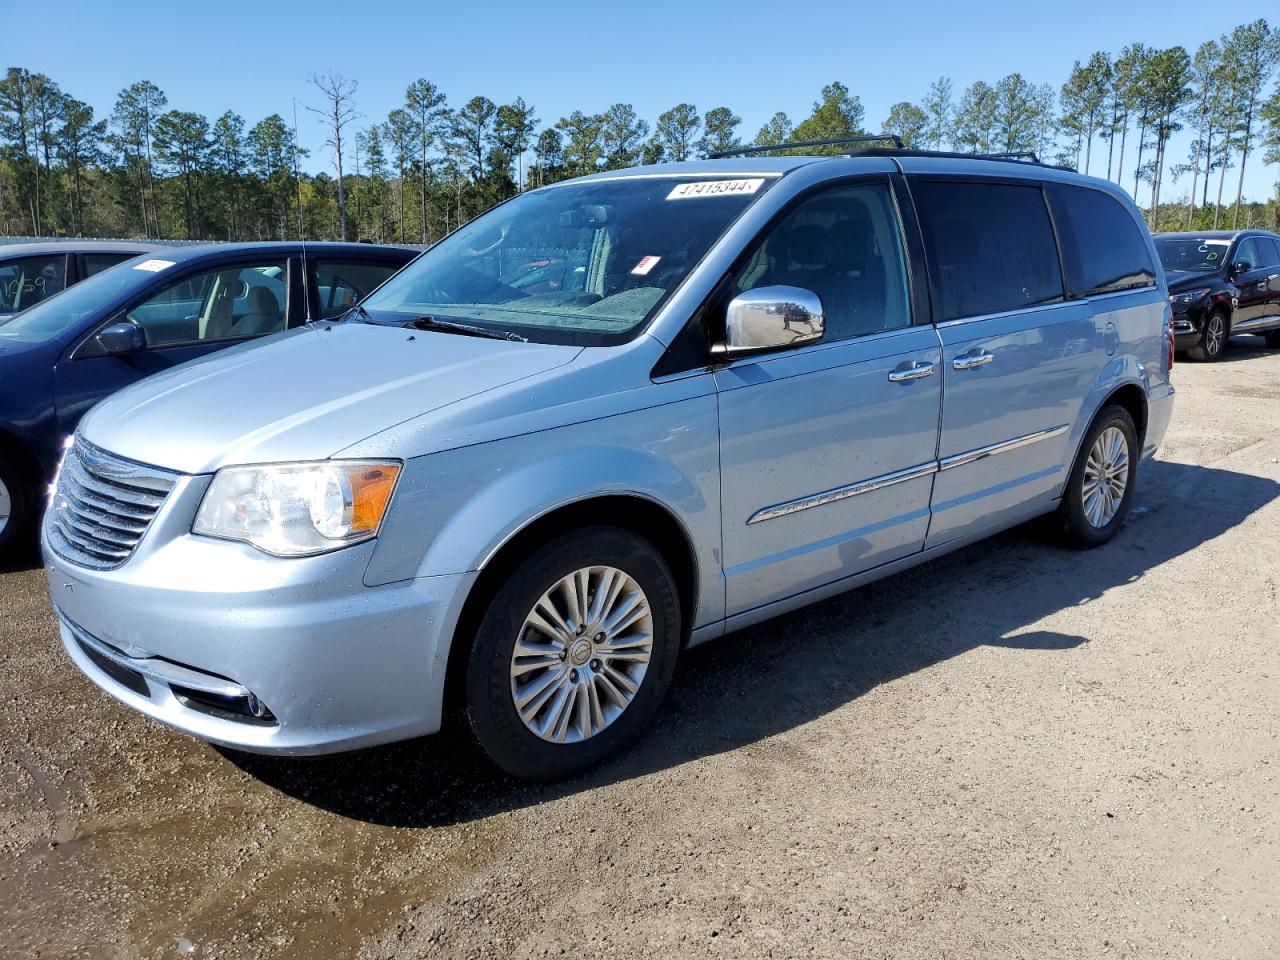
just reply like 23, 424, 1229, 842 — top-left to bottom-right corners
79, 322, 582, 474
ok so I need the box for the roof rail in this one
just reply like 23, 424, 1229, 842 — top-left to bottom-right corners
977, 150, 1041, 163
708, 134, 905, 159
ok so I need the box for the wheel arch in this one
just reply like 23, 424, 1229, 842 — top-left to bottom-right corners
1058, 378, 1149, 500
439, 493, 701, 721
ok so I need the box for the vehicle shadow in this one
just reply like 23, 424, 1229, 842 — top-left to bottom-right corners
223, 457, 1278, 828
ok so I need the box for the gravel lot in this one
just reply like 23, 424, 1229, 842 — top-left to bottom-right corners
2, 340, 1278, 960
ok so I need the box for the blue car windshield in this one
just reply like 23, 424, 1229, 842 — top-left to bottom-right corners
0, 255, 161, 343
359, 175, 774, 346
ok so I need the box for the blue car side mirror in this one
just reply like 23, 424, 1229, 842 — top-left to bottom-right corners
95, 322, 146, 356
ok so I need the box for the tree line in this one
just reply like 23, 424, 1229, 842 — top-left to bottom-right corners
1, 18, 1278, 245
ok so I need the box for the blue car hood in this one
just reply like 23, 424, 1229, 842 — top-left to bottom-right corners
78, 322, 582, 474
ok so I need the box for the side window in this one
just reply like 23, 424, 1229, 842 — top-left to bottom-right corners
1049, 184, 1156, 296
1234, 238, 1261, 271
0, 254, 68, 312
728, 183, 912, 341
1261, 237, 1280, 268
313, 259, 401, 319
124, 261, 287, 348
911, 179, 1063, 321
82, 253, 139, 278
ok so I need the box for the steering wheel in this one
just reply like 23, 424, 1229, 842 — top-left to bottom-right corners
462, 221, 510, 258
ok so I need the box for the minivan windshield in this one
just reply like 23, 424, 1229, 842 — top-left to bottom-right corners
0, 255, 160, 343
1154, 238, 1231, 274
358, 175, 774, 345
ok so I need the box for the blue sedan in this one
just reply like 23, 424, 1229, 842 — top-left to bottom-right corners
0, 241, 418, 556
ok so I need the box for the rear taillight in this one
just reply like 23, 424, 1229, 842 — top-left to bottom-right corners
1163, 303, 1175, 373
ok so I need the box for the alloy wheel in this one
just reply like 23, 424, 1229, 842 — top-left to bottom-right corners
1204, 314, 1225, 357
1081, 426, 1130, 528
510, 565, 653, 744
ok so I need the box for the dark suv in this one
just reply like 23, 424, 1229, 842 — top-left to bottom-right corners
0, 241, 417, 557
1154, 230, 1280, 360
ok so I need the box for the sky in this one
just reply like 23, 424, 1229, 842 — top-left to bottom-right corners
17, 0, 1280, 204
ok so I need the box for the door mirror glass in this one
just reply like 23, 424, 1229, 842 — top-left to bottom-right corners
715, 285, 824, 357
94, 321, 146, 356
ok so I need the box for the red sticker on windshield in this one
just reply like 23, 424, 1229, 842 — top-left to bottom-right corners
631, 255, 661, 276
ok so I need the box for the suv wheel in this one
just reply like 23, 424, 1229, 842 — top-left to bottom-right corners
1187, 308, 1228, 361
0, 456, 37, 562
464, 526, 681, 780
1057, 405, 1138, 549
1264, 330, 1280, 349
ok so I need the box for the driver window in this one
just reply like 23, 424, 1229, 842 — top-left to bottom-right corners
728, 183, 912, 342
124, 261, 287, 348
1234, 238, 1260, 272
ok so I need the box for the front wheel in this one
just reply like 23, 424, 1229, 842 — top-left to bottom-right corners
0, 456, 38, 563
1057, 405, 1138, 549
464, 526, 682, 780
1187, 309, 1228, 361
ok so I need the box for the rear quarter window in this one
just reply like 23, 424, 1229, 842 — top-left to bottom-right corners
910, 179, 1064, 322
1048, 184, 1156, 296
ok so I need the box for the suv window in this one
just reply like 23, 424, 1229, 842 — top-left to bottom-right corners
1249, 236, 1280, 268
0, 253, 68, 312
911, 179, 1063, 321
1234, 237, 1262, 271
125, 261, 288, 348
727, 183, 912, 341
82, 252, 139, 278
313, 259, 401, 319
1049, 184, 1156, 296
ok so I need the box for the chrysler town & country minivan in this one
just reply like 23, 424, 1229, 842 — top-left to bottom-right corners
44, 150, 1175, 780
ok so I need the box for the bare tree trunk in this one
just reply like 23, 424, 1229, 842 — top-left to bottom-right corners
1213, 127, 1234, 229
1231, 105, 1254, 230
1116, 116, 1128, 185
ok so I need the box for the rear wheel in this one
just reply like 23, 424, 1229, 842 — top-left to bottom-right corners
1187, 308, 1228, 361
1057, 405, 1138, 549
464, 526, 682, 780
1264, 330, 1280, 349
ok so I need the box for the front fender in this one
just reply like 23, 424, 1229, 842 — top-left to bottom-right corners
364, 394, 725, 629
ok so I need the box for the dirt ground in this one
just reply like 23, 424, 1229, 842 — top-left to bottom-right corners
2, 338, 1278, 960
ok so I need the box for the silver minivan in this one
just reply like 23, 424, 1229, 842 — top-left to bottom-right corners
44, 147, 1176, 779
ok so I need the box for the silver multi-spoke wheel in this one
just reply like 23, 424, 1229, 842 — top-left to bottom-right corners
1081, 426, 1130, 528
0, 474, 11, 538
510, 565, 653, 744
1204, 314, 1225, 356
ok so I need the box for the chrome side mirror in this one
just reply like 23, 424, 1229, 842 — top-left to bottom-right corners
713, 285, 825, 358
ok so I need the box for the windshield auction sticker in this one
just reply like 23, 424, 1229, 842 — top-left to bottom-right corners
132, 259, 176, 272
667, 178, 765, 200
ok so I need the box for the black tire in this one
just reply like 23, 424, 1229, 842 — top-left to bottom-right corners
1264, 330, 1280, 349
464, 526, 682, 780
1056, 405, 1139, 549
1186, 308, 1229, 361
0, 454, 39, 564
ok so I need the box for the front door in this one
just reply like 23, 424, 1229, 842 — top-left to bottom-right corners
1229, 236, 1280, 331
907, 177, 1096, 549
715, 180, 942, 617
54, 257, 293, 436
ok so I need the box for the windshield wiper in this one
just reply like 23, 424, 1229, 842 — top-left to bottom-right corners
404, 315, 527, 342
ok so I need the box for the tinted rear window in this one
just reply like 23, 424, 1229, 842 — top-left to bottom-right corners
1049, 184, 1156, 297
1253, 236, 1280, 268
911, 179, 1063, 321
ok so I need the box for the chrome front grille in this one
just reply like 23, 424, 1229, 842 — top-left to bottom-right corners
46, 439, 179, 570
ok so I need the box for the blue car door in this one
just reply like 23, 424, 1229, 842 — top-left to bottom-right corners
715, 178, 942, 617
54, 255, 295, 436
907, 177, 1096, 549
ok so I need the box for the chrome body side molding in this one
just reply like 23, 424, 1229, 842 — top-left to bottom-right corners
747, 424, 1070, 524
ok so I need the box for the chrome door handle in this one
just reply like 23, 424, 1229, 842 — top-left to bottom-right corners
887, 361, 936, 382
953, 350, 995, 371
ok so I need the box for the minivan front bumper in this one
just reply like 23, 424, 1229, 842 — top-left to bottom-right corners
45, 527, 476, 756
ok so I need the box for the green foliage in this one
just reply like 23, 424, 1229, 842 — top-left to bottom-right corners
2, 24, 1279, 242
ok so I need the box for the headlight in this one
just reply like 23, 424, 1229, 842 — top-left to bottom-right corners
1168, 287, 1210, 306
193, 460, 401, 557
